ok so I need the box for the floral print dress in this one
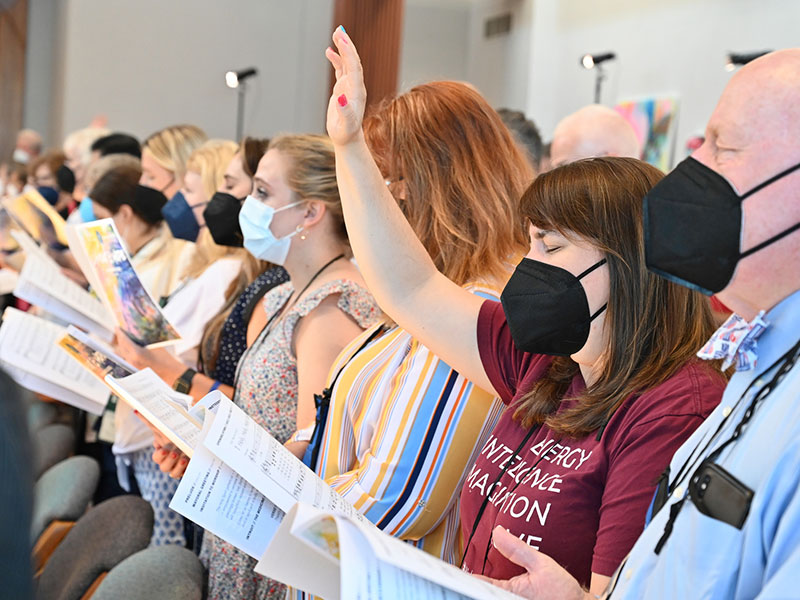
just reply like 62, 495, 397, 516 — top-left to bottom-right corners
202, 278, 379, 600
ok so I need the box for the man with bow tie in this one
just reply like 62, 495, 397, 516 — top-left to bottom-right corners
485, 48, 800, 600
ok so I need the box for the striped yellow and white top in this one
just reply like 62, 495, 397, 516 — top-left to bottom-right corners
315, 283, 504, 565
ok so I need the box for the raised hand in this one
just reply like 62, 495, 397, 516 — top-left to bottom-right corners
478, 526, 589, 600
325, 27, 367, 146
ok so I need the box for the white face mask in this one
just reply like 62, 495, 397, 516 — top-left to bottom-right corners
238, 195, 304, 264
12, 149, 31, 165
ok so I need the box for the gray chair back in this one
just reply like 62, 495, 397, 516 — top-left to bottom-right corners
91, 546, 203, 600
27, 401, 58, 433
31, 455, 100, 541
33, 424, 75, 479
35, 496, 153, 600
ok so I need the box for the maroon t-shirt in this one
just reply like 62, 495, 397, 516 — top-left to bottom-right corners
460, 300, 725, 587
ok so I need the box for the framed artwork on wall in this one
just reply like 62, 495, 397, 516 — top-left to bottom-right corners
614, 96, 679, 172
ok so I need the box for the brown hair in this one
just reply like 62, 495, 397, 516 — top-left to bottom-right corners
29, 150, 66, 180
364, 81, 532, 286
267, 134, 347, 243
91, 165, 166, 226
241, 137, 270, 178
514, 157, 723, 437
85, 154, 141, 193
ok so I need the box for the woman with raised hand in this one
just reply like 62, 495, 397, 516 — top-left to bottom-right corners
289, 79, 531, 571
324, 28, 726, 596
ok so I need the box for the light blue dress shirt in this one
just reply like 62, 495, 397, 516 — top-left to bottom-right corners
610, 288, 800, 599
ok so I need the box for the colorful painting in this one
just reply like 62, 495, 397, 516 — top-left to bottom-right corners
76, 221, 180, 347
298, 516, 341, 560
58, 332, 133, 381
614, 96, 679, 172
2, 190, 68, 249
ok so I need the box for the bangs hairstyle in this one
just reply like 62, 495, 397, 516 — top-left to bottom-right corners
514, 157, 722, 437
364, 81, 532, 286
142, 124, 207, 182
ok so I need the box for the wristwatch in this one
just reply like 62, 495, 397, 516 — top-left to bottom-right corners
173, 368, 197, 394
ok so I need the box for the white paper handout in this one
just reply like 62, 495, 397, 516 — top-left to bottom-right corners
0, 268, 19, 295
203, 398, 368, 520
13, 246, 115, 341
104, 368, 212, 456
257, 503, 524, 600
0, 307, 110, 414
169, 394, 367, 561
169, 442, 285, 559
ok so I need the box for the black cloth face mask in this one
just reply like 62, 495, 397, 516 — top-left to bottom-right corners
644, 156, 800, 296
500, 258, 607, 356
204, 192, 244, 247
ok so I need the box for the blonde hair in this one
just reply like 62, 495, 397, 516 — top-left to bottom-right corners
63, 126, 110, 167
186, 139, 238, 198
142, 124, 207, 183
179, 139, 248, 281
198, 137, 273, 373
267, 134, 347, 243
85, 154, 141, 193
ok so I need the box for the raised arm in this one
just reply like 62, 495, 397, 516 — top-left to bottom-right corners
325, 29, 494, 394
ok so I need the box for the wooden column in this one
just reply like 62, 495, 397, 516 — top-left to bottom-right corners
0, 0, 28, 162
331, 0, 404, 111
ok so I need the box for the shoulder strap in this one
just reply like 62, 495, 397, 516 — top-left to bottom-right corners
304, 324, 387, 472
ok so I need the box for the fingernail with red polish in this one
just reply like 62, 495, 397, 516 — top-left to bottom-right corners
180, 457, 188, 465
338, 94, 348, 107
171, 452, 178, 459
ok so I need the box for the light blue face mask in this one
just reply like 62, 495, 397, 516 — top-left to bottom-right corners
239, 196, 304, 264
78, 196, 96, 222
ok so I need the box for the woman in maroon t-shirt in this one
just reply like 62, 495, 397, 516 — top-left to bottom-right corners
324, 29, 726, 596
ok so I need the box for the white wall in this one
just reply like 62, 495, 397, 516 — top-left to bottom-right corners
399, 0, 533, 109
48, 0, 334, 143
22, 0, 59, 145
525, 0, 800, 154
400, 0, 471, 90
466, 0, 532, 110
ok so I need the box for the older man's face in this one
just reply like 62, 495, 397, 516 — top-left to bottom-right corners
692, 52, 800, 310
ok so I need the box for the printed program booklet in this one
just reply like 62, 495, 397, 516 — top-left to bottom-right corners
0, 307, 110, 414
66, 218, 181, 347
11, 230, 116, 341
104, 371, 522, 599
2, 189, 70, 248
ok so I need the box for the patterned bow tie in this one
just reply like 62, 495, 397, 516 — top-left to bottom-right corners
697, 310, 770, 371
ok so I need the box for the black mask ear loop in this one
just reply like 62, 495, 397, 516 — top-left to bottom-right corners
736, 161, 800, 260
578, 258, 608, 321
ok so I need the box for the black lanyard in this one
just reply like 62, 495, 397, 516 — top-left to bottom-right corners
601, 335, 800, 599
305, 323, 388, 471
651, 335, 800, 555
460, 424, 555, 571
233, 254, 345, 389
